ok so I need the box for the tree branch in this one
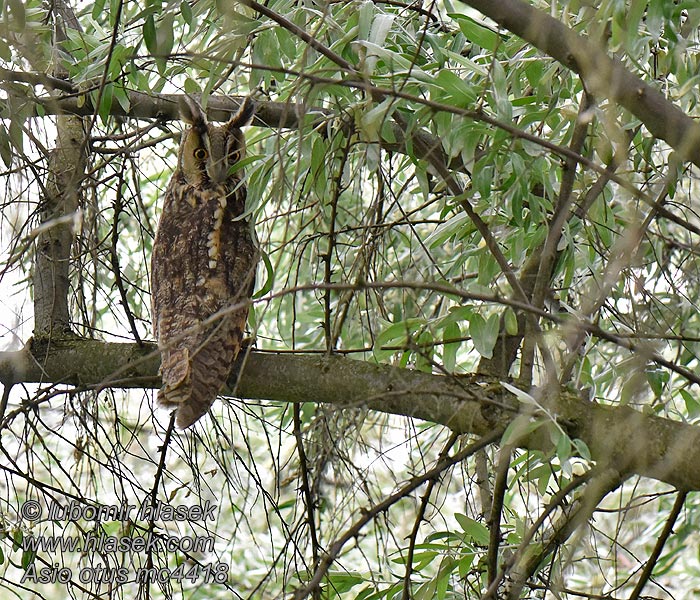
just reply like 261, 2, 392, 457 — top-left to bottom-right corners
3, 340, 700, 491
20, 91, 463, 179
33, 0, 88, 337
460, 0, 700, 169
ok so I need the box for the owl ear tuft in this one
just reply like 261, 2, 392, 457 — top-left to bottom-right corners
179, 95, 208, 129
228, 97, 256, 129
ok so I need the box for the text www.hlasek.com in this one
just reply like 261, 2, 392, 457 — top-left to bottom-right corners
22, 531, 215, 554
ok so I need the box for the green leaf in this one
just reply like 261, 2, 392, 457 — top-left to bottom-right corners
369, 13, 394, 47
449, 13, 499, 51
501, 381, 537, 405
432, 69, 476, 107
425, 211, 471, 249
525, 463, 554, 495
358, 0, 373, 40
11, 529, 22, 551
143, 15, 157, 54
92, 0, 107, 20
21, 549, 35, 570
458, 552, 475, 578
157, 12, 175, 57
415, 579, 437, 600
361, 97, 396, 142
227, 154, 264, 176
326, 571, 366, 593
109, 0, 120, 26
501, 414, 545, 446
469, 312, 499, 359
98, 83, 113, 124
415, 330, 434, 373
180, 1, 192, 25
252, 246, 275, 299
477, 251, 499, 286
436, 561, 451, 599
442, 322, 461, 372
184, 78, 201, 94
626, 0, 648, 47
504, 308, 518, 335
646, 368, 669, 399
7, 119, 21, 154
274, 27, 296, 61
553, 427, 572, 462
572, 438, 591, 461
374, 318, 423, 362
681, 389, 700, 418
113, 84, 131, 113
455, 513, 489, 545
355, 41, 426, 77
0, 124, 12, 168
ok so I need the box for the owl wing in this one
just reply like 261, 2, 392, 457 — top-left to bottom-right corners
151, 182, 258, 429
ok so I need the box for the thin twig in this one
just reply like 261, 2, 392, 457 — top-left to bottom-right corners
144, 412, 176, 580
401, 432, 460, 599
487, 445, 511, 585
110, 160, 143, 345
293, 404, 321, 599
0, 382, 11, 427
295, 429, 503, 599
628, 490, 688, 600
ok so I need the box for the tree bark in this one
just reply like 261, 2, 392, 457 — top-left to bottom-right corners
33, 0, 87, 337
33, 115, 87, 337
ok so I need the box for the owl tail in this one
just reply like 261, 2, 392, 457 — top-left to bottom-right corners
158, 326, 243, 429
157, 347, 202, 428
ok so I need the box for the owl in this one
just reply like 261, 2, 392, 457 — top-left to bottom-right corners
150, 96, 258, 429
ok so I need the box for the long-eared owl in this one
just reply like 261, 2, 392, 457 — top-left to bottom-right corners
151, 96, 258, 429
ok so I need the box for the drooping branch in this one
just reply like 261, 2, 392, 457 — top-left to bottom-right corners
3, 340, 700, 491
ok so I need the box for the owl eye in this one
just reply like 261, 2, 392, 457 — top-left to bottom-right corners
193, 148, 208, 160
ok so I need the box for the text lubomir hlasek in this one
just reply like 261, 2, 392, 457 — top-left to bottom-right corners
46, 499, 217, 522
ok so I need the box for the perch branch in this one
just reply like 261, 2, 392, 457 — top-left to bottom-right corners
2, 340, 700, 491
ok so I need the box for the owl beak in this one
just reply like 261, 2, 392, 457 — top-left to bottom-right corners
206, 160, 227, 184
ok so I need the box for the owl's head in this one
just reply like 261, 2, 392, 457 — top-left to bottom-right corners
177, 96, 255, 185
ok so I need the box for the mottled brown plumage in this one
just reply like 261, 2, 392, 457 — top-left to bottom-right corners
151, 96, 258, 429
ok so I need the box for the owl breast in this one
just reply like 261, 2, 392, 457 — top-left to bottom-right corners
151, 174, 258, 428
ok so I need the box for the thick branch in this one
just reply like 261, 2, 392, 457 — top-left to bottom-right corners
30, 92, 317, 128
461, 0, 700, 168
33, 1, 87, 337
23, 92, 454, 176
33, 114, 86, 336
2, 340, 700, 491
